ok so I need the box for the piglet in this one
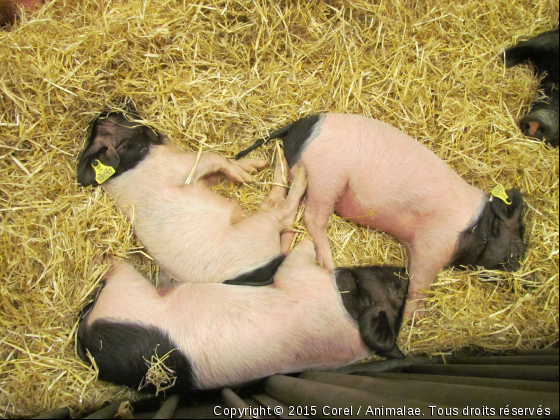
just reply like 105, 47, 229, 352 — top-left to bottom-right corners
505, 28, 559, 147
77, 107, 307, 285
77, 238, 409, 393
236, 114, 526, 317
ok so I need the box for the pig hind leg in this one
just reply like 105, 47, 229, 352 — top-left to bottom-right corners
259, 146, 298, 253
259, 144, 290, 211
237, 162, 307, 232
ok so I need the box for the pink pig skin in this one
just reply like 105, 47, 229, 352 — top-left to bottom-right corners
84, 238, 370, 390
78, 110, 307, 286
289, 114, 487, 317
102, 145, 307, 284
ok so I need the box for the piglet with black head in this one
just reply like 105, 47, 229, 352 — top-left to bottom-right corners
236, 114, 526, 317
77, 238, 409, 394
505, 28, 559, 147
77, 106, 307, 285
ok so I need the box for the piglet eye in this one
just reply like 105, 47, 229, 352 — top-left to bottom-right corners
492, 218, 500, 236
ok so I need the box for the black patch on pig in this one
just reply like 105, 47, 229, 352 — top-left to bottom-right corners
77, 317, 196, 394
505, 28, 559, 85
272, 114, 323, 167
450, 189, 526, 272
335, 266, 408, 359
235, 114, 324, 166
223, 255, 285, 286
77, 106, 166, 187
505, 28, 559, 146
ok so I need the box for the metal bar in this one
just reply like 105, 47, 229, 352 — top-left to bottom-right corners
265, 374, 445, 419
300, 371, 558, 417
507, 348, 559, 356
221, 388, 254, 419
357, 371, 559, 393
84, 400, 124, 419
450, 355, 558, 366
331, 355, 443, 374
399, 364, 559, 382
153, 394, 180, 419
252, 394, 307, 419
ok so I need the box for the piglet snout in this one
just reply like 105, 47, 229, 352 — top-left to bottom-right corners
520, 108, 559, 146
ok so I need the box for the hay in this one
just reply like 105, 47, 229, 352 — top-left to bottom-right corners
139, 348, 178, 395
0, 0, 558, 417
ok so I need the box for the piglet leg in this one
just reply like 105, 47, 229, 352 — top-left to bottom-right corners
232, 164, 307, 248
274, 236, 320, 288
260, 143, 290, 211
303, 207, 334, 270
404, 245, 449, 318
188, 153, 267, 185
274, 164, 307, 228
259, 145, 296, 253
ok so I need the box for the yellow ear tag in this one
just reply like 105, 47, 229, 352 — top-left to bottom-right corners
92, 159, 116, 184
491, 184, 512, 205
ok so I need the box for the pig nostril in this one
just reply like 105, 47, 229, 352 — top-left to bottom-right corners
520, 118, 545, 140
528, 121, 541, 136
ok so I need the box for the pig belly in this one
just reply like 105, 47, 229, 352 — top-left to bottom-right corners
333, 185, 416, 246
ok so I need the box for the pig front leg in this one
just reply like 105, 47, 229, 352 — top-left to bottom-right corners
301, 178, 349, 271
303, 205, 334, 270
232, 164, 307, 249
274, 236, 321, 288
404, 245, 450, 318
188, 153, 267, 185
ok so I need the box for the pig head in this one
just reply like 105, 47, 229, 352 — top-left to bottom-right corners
505, 28, 559, 147
335, 266, 408, 359
77, 107, 166, 187
450, 189, 525, 271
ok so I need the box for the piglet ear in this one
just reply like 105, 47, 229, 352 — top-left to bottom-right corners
359, 307, 396, 355
504, 45, 531, 68
490, 188, 523, 221
77, 142, 120, 187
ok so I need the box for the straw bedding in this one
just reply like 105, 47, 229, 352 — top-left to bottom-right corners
0, 0, 558, 417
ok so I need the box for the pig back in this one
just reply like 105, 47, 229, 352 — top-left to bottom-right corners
303, 114, 482, 240
160, 264, 369, 389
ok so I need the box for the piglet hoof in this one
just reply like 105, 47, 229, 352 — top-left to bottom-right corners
403, 299, 426, 320
519, 109, 559, 147
316, 254, 335, 272
231, 158, 268, 175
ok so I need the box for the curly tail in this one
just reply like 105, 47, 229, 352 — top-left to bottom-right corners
235, 122, 294, 160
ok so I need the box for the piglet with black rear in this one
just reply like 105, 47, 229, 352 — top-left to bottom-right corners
236, 114, 526, 318
76, 238, 408, 395
505, 28, 559, 147
77, 104, 307, 286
